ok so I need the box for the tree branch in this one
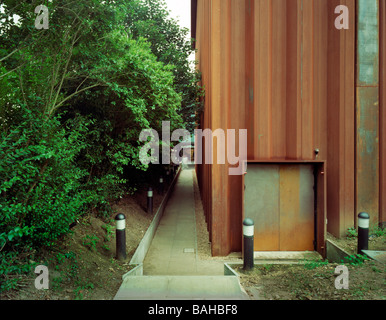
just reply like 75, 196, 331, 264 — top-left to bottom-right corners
18, 69, 27, 107
0, 63, 26, 79
0, 48, 21, 63
49, 83, 104, 115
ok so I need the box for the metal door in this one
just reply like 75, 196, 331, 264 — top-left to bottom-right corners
244, 164, 315, 251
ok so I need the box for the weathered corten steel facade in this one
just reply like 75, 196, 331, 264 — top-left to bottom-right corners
191, 0, 386, 257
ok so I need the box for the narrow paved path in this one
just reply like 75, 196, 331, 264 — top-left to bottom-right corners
143, 167, 224, 275
114, 167, 249, 300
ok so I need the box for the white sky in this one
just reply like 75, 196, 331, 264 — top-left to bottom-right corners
164, 0, 191, 31
164, 0, 194, 62
1, 1, 194, 58
1, 1, 192, 36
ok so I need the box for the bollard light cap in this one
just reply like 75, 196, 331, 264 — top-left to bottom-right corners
243, 218, 254, 226
358, 212, 370, 220
115, 213, 126, 221
243, 218, 254, 237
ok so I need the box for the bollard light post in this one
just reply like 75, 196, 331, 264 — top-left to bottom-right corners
243, 218, 254, 271
357, 212, 370, 255
115, 213, 127, 261
159, 177, 164, 194
147, 187, 153, 215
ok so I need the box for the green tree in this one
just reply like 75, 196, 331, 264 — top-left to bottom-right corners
0, 0, 200, 288
126, 0, 204, 132
0, 0, 188, 291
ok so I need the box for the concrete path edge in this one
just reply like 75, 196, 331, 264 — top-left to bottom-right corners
123, 166, 182, 278
116, 167, 250, 300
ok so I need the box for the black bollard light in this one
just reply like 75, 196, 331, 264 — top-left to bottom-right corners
115, 213, 127, 261
166, 170, 170, 183
243, 218, 254, 271
159, 177, 164, 194
147, 187, 153, 215
357, 212, 370, 255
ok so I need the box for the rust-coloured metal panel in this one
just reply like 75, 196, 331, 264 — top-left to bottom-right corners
313, 0, 328, 162
356, 87, 380, 226
380, 0, 386, 226
344, 0, 356, 236
245, 0, 255, 159
286, 1, 302, 160
326, 0, 356, 237
316, 162, 327, 258
244, 164, 280, 251
244, 162, 320, 252
254, 0, 273, 159
271, 0, 287, 159
193, 0, 385, 256
301, 0, 316, 160
280, 165, 315, 251
356, 0, 379, 87
210, 0, 226, 257
355, 0, 380, 228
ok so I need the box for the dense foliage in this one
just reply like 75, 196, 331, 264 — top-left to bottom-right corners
126, 0, 203, 131
0, 0, 202, 291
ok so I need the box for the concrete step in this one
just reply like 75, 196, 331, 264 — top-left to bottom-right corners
114, 275, 250, 300
362, 250, 386, 263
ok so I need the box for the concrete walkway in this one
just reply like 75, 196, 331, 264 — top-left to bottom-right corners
143, 167, 224, 276
114, 275, 249, 300
114, 167, 249, 300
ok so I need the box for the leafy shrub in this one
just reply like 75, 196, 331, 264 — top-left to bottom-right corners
82, 235, 99, 252
0, 249, 37, 292
341, 254, 370, 266
0, 0, 199, 294
370, 226, 385, 238
303, 259, 329, 270
0, 111, 91, 249
346, 227, 358, 239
